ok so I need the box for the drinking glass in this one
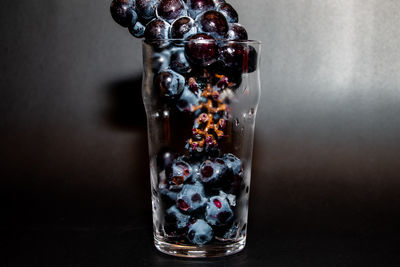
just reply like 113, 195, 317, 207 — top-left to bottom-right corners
142, 39, 261, 257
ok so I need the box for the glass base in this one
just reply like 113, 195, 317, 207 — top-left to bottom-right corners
154, 237, 246, 258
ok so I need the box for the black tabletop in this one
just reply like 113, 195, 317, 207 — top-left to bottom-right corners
2, 0, 400, 266
3, 226, 400, 266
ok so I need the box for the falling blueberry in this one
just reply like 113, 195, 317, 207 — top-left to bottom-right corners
186, 0, 215, 19
157, 0, 188, 24
170, 47, 192, 74
144, 19, 171, 43
246, 45, 258, 73
135, 0, 158, 20
170, 16, 197, 39
185, 33, 218, 67
153, 69, 185, 99
219, 44, 258, 73
217, 3, 238, 23
226, 23, 248, 41
110, 0, 137, 27
196, 10, 229, 38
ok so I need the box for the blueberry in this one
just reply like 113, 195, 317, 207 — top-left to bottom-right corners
128, 20, 146, 38
166, 159, 193, 188
187, 219, 213, 245
246, 45, 258, 73
170, 48, 192, 74
135, 0, 158, 20
226, 23, 248, 41
176, 86, 201, 112
222, 153, 242, 176
222, 153, 245, 196
151, 50, 171, 72
160, 187, 178, 205
185, 33, 218, 67
199, 158, 228, 186
170, 16, 197, 39
153, 69, 185, 100
176, 182, 207, 213
144, 19, 170, 43
205, 196, 233, 226
218, 43, 245, 73
164, 205, 190, 235
219, 44, 257, 73
196, 10, 229, 38
216, 3, 238, 23
110, 0, 137, 28
186, 0, 215, 19
156, 0, 188, 24
219, 45, 257, 73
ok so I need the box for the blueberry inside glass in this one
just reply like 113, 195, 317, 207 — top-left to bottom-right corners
110, 0, 261, 257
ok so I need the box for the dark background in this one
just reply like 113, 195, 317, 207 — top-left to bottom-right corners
1, 0, 400, 266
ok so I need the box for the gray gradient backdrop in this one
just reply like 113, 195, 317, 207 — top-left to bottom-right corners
1, 0, 400, 265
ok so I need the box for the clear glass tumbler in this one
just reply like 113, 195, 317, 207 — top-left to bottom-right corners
142, 39, 261, 257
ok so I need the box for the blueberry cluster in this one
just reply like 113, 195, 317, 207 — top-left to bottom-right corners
110, 0, 257, 78
158, 151, 244, 244
111, 0, 246, 40
110, 0, 255, 246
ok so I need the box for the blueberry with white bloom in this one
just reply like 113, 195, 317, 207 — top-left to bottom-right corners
176, 86, 202, 112
176, 182, 207, 213
165, 205, 190, 235
205, 196, 233, 226
222, 153, 242, 176
128, 20, 146, 38
187, 219, 213, 245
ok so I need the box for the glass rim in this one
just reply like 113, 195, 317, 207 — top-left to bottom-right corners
142, 39, 262, 45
